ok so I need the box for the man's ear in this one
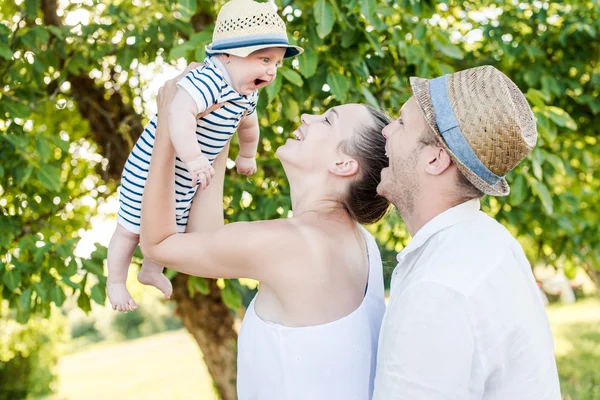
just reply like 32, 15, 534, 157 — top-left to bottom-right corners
424, 146, 452, 176
328, 159, 359, 177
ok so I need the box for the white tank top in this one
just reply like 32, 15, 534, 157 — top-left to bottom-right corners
237, 226, 386, 400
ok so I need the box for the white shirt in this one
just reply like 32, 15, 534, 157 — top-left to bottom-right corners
237, 226, 386, 400
373, 199, 561, 400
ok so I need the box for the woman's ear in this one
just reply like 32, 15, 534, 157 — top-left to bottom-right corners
328, 159, 359, 177
424, 146, 452, 176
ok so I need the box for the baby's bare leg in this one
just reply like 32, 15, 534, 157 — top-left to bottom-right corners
107, 224, 139, 312
137, 257, 172, 299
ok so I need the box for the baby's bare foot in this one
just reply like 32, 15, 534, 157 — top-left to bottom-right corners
107, 281, 138, 312
137, 269, 173, 299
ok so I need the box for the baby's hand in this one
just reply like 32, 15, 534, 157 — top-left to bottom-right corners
185, 154, 215, 189
235, 155, 257, 176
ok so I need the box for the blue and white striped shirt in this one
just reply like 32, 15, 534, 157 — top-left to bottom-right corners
117, 57, 258, 234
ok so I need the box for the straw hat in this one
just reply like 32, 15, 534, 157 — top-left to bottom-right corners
206, 0, 303, 58
410, 65, 537, 196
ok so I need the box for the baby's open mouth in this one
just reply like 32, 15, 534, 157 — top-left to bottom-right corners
254, 78, 267, 86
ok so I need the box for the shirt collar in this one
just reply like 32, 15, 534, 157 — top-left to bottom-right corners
396, 198, 482, 263
208, 56, 232, 86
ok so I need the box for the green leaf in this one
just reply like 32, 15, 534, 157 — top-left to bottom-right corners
25, 0, 40, 19
365, 31, 383, 56
221, 280, 242, 310
33, 282, 49, 302
179, 0, 197, 20
77, 291, 92, 313
298, 48, 318, 79
20, 288, 32, 310
91, 284, 107, 305
187, 276, 209, 298
0, 46, 13, 60
3, 269, 21, 291
82, 258, 104, 276
47, 25, 64, 40
3, 134, 29, 151
415, 24, 427, 41
361, 86, 379, 109
360, 0, 376, 20
62, 276, 82, 290
526, 89, 549, 109
326, 72, 350, 101
531, 180, 553, 215
266, 74, 282, 103
546, 106, 577, 131
169, 42, 195, 61
35, 138, 53, 163
314, 0, 335, 39
34, 242, 52, 263
433, 31, 464, 60
508, 174, 527, 206
280, 68, 304, 87
284, 98, 300, 122
50, 285, 66, 307
36, 165, 62, 192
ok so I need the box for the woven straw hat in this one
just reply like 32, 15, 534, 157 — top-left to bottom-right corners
409, 65, 537, 196
206, 0, 303, 58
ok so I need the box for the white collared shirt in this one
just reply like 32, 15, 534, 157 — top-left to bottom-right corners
373, 199, 561, 400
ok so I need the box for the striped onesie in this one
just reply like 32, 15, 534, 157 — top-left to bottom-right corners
117, 57, 258, 234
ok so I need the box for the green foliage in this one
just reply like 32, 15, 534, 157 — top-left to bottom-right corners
0, 0, 598, 336
0, 302, 67, 399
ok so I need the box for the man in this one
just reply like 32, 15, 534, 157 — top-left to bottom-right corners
374, 66, 561, 399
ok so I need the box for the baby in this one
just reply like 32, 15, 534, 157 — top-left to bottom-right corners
106, 0, 303, 311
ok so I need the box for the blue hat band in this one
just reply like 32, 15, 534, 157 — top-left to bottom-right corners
211, 33, 290, 51
429, 75, 503, 187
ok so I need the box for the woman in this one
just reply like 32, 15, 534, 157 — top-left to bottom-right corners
140, 65, 390, 399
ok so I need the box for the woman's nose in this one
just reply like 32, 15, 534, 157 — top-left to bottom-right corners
301, 114, 313, 125
382, 123, 392, 139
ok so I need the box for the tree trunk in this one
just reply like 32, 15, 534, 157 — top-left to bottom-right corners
41, 1, 239, 397
171, 275, 238, 400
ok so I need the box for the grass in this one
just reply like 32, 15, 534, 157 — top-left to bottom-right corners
47, 330, 217, 400
47, 298, 600, 400
547, 298, 600, 400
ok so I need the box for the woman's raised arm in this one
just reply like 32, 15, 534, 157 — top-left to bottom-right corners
139, 67, 297, 283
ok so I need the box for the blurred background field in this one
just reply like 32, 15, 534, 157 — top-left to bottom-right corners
39, 294, 600, 400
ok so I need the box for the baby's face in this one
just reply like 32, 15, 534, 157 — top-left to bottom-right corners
222, 47, 286, 96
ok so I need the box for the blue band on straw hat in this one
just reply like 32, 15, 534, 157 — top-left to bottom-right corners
429, 75, 503, 187
211, 33, 290, 51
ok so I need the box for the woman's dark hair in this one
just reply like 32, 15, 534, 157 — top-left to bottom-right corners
339, 106, 391, 224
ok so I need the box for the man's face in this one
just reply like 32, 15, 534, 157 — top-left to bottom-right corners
377, 97, 429, 214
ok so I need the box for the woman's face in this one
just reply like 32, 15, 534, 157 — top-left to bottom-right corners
277, 104, 371, 172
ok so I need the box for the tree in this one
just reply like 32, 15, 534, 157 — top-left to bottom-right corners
1, 0, 598, 398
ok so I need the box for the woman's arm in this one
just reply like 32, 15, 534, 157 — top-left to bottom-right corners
140, 67, 295, 283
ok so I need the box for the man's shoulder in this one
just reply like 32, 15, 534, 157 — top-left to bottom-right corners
405, 213, 526, 295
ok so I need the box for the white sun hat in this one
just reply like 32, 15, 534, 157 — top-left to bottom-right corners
205, 0, 303, 59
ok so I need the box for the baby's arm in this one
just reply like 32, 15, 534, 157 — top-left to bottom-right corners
168, 90, 213, 188
236, 113, 259, 176
168, 89, 199, 162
